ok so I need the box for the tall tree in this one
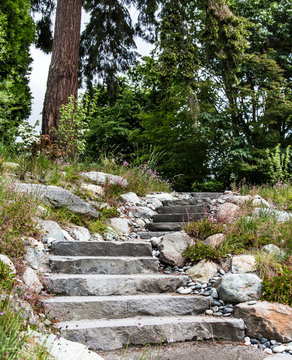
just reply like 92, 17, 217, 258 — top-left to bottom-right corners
41, 0, 82, 139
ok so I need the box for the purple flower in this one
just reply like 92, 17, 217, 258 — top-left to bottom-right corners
0, 311, 6, 316
122, 161, 129, 166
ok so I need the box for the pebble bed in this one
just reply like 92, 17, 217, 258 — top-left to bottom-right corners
155, 254, 292, 356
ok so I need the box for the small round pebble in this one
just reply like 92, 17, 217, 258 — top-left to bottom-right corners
205, 309, 213, 315
273, 345, 286, 353
248, 301, 257, 305
264, 348, 273, 355
219, 269, 225, 275
261, 337, 268, 344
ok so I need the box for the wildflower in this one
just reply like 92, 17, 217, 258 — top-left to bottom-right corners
0, 311, 6, 316
123, 161, 129, 166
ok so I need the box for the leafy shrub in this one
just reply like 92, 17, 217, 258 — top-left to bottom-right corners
266, 144, 291, 184
261, 263, 292, 306
182, 242, 226, 263
184, 218, 224, 241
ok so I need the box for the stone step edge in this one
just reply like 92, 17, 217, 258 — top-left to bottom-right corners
49, 256, 156, 260
58, 315, 245, 350
45, 273, 187, 279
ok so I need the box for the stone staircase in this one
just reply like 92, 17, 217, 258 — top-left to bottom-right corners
44, 239, 245, 351
139, 192, 222, 239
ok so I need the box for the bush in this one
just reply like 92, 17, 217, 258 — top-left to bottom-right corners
261, 263, 292, 306
184, 218, 224, 241
182, 242, 226, 263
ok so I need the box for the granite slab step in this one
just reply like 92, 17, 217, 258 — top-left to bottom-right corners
157, 205, 209, 214
50, 241, 152, 257
162, 198, 212, 206
146, 222, 185, 231
44, 294, 211, 321
152, 213, 205, 223
137, 231, 174, 239
49, 256, 159, 275
45, 274, 188, 296
58, 315, 245, 350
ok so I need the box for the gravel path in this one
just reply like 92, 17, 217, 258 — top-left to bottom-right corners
98, 341, 268, 360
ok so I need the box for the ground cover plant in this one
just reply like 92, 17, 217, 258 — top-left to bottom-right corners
183, 183, 292, 306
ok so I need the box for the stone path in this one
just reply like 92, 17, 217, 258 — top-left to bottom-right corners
44, 238, 245, 351
139, 193, 221, 238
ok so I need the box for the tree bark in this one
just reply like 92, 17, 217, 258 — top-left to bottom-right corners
42, 0, 82, 140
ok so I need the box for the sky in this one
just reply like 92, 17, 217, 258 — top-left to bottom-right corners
28, 8, 153, 131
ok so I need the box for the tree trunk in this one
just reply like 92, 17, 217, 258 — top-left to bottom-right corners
42, 0, 82, 140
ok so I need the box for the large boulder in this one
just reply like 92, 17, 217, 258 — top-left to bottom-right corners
227, 195, 252, 205
217, 202, 239, 222
158, 232, 192, 267
71, 226, 91, 242
16, 183, 99, 218
106, 218, 130, 236
216, 273, 262, 304
80, 171, 127, 187
252, 195, 270, 208
186, 260, 218, 283
232, 255, 257, 274
234, 301, 292, 343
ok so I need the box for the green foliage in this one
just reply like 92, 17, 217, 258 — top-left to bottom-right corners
182, 242, 226, 263
0, 1, 35, 144
0, 182, 39, 259
0, 296, 49, 359
261, 263, 292, 306
53, 95, 89, 161
184, 218, 224, 241
266, 144, 291, 184
0, 261, 15, 291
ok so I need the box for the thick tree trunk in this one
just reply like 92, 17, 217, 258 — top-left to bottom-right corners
42, 0, 82, 140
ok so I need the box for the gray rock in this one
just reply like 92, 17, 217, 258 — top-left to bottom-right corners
0, 254, 16, 273
130, 206, 156, 219
37, 219, 65, 243
81, 183, 104, 196
157, 232, 193, 267
252, 196, 270, 208
71, 226, 91, 242
232, 255, 257, 274
16, 183, 99, 218
106, 218, 130, 236
33, 332, 104, 360
264, 355, 292, 360
146, 198, 163, 210
186, 260, 218, 284
253, 208, 292, 223
22, 267, 43, 293
262, 244, 284, 256
120, 192, 141, 205
204, 233, 225, 248
146, 193, 176, 202
216, 274, 262, 303
80, 171, 127, 187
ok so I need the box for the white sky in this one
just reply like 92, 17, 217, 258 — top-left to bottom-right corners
28, 8, 153, 131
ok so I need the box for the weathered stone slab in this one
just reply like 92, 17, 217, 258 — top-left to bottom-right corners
16, 183, 99, 218
146, 222, 185, 232
44, 294, 211, 321
58, 316, 245, 350
49, 256, 159, 275
157, 206, 207, 214
234, 301, 292, 343
45, 274, 188, 296
153, 213, 205, 222
51, 241, 153, 257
